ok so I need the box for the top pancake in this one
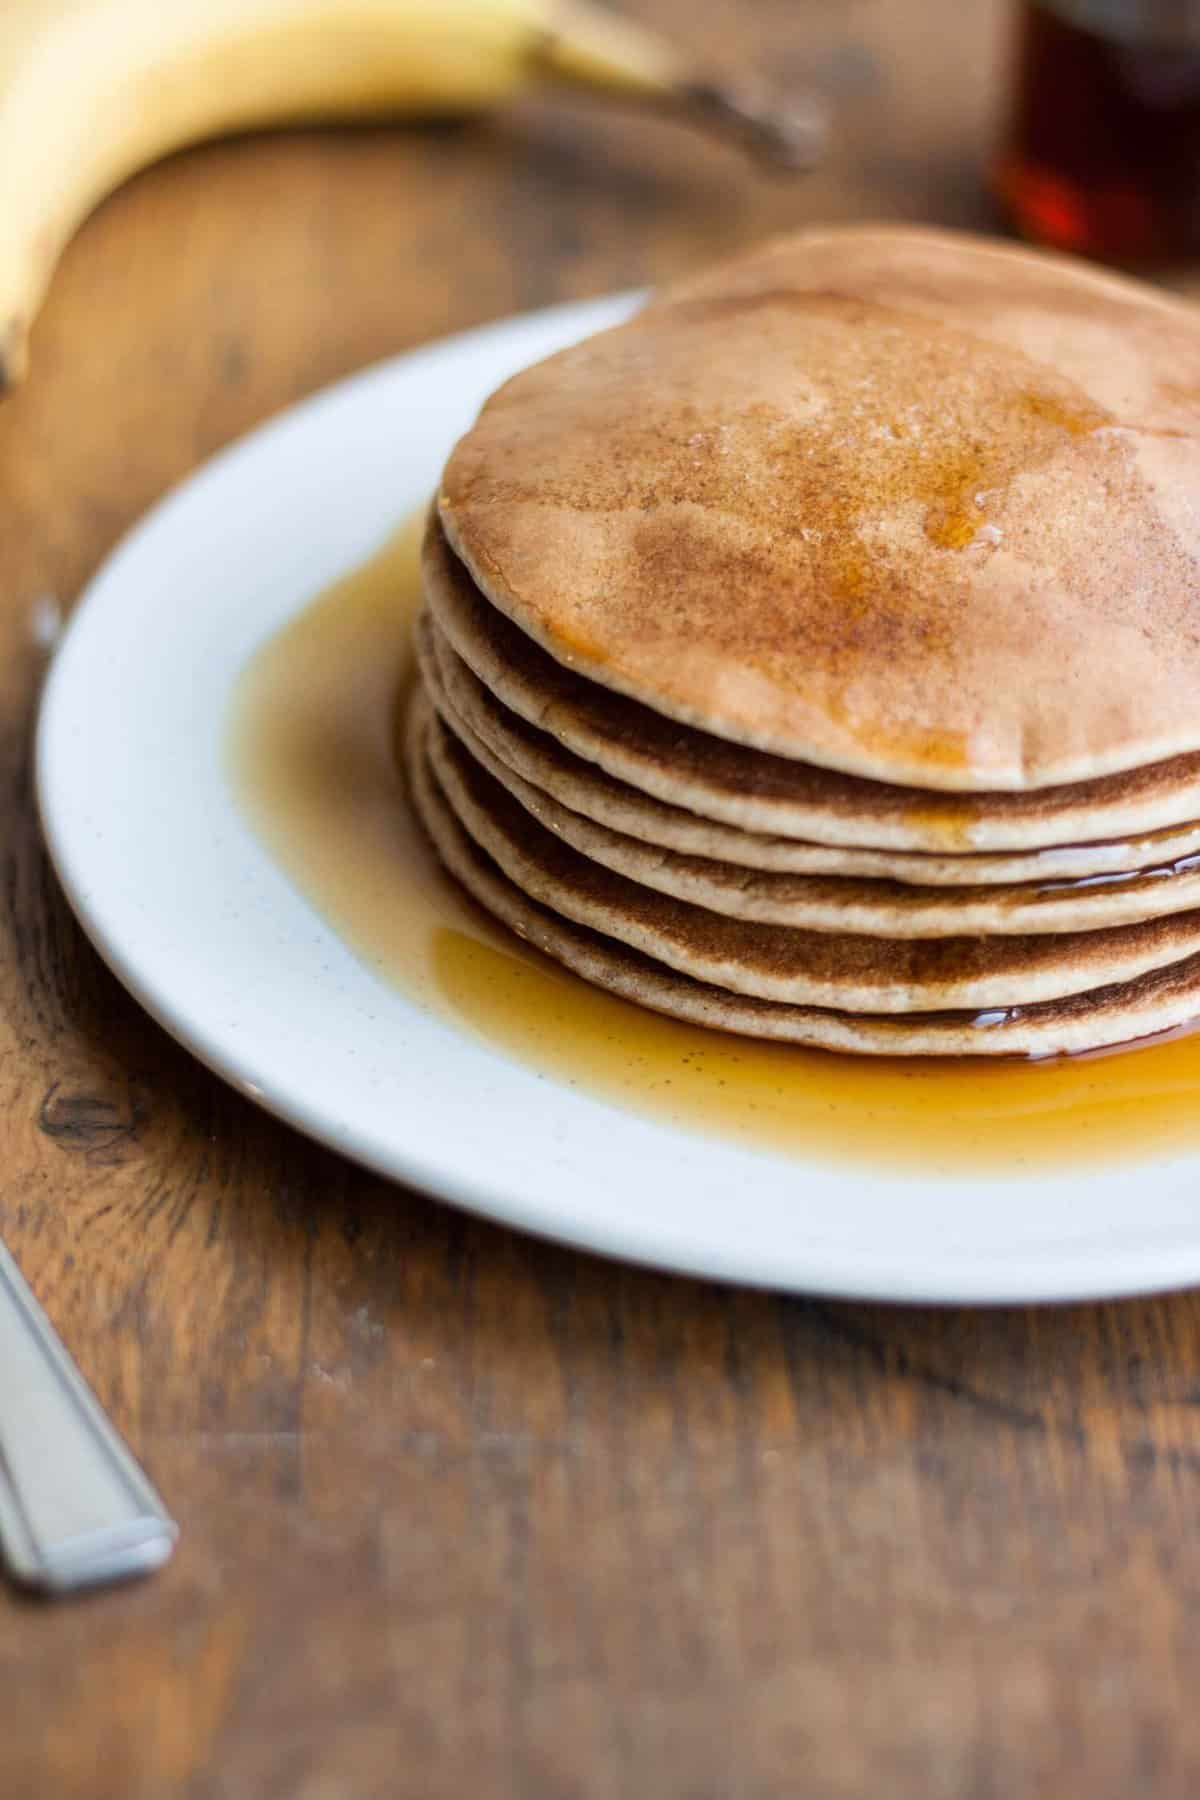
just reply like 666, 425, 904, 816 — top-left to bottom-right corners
439, 225, 1200, 794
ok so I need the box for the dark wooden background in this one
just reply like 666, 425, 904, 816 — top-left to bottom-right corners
5, 2, 1200, 1794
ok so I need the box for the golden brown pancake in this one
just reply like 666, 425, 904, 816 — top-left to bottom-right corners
428, 676, 1200, 937
439, 226, 1200, 792
423, 525, 1200, 853
406, 704, 1200, 1058
418, 608, 1200, 887
417, 697, 1200, 1013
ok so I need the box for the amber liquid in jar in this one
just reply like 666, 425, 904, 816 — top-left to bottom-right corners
997, 1, 1200, 260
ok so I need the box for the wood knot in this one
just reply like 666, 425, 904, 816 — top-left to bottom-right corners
37, 1080, 149, 1162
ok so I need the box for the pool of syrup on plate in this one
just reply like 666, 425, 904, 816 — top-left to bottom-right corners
227, 516, 1200, 1175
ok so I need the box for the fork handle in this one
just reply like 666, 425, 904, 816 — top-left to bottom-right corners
0, 1238, 177, 1593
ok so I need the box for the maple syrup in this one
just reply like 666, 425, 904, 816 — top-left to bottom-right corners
228, 519, 1200, 1176
998, 2, 1200, 260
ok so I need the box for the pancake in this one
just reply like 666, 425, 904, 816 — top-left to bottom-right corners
406, 704, 1200, 1058
440, 224, 1200, 792
427, 671, 1200, 938
417, 696, 1200, 1013
424, 522, 1200, 853
417, 610, 1200, 889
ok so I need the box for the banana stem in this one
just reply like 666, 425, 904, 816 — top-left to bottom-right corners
674, 79, 827, 173
538, 2, 825, 172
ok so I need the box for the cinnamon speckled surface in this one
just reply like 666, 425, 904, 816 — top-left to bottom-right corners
442, 227, 1200, 790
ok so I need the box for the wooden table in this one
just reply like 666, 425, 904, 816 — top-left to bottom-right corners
4, 3, 1199, 1794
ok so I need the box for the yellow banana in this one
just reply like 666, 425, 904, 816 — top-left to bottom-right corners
0, 0, 820, 386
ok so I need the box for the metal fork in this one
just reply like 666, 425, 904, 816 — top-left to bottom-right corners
0, 1236, 177, 1594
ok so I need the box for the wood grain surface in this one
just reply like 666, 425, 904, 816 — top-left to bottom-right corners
4, 3, 1200, 1795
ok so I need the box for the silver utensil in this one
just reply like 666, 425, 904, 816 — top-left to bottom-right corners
0, 1236, 177, 1593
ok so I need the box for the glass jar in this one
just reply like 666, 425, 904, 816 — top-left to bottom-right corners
996, 1, 1200, 260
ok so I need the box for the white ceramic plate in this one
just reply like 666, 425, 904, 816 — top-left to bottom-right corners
36, 296, 1200, 1305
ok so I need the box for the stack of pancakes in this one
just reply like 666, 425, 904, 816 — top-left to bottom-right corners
406, 226, 1200, 1057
